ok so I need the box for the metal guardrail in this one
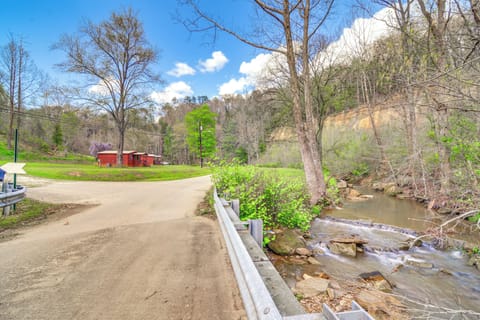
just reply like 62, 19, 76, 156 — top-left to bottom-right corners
214, 189, 283, 319
213, 189, 374, 320
0, 185, 27, 211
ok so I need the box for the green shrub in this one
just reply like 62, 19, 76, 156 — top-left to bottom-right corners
351, 162, 370, 177
468, 212, 480, 224
212, 162, 316, 231
234, 147, 248, 164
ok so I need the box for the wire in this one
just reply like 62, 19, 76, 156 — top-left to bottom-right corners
0, 106, 163, 137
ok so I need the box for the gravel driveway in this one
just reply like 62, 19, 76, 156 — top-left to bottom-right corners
0, 175, 245, 320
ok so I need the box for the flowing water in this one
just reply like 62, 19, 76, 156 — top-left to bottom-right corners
325, 187, 438, 231
276, 189, 480, 319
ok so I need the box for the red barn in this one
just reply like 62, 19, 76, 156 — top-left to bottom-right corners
133, 152, 148, 167
149, 154, 162, 165
97, 151, 161, 167
142, 154, 162, 166
97, 150, 136, 167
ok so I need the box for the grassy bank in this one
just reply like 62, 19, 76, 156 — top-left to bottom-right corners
0, 139, 94, 163
0, 198, 63, 230
23, 162, 211, 181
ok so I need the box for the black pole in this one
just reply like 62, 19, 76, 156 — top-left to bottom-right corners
13, 128, 18, 188
13, 128, 18, 211
199, 122, 203, 168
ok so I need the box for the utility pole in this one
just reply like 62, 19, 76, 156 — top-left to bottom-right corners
198, 121, 203, 168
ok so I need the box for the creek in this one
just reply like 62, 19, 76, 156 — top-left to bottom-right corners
274, 189, 480, 319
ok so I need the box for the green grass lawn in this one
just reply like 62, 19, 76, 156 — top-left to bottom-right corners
1, 138, 210, 181
23, 162, 211, 181
0, 139, 15, 162
259, 167, 305, 179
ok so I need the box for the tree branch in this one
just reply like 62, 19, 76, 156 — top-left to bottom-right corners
185, 0, 286, 54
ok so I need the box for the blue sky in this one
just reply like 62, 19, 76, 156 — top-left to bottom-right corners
0, 0, 382, 104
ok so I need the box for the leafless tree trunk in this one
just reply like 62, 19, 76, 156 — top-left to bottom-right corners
360, 72, 391, 173
4, 39, 18, 149
417, 0, 452, 194
16, 44, 23, 131
1, 36, 43, 149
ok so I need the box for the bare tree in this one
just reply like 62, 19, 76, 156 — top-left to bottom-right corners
0, 35, 42, 149
415, 0, 454, 194
54, 8, 160, 165
184, 0, 335, 204
1, 39, 16, 149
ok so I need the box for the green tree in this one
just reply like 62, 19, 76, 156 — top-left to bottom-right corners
185, 104, 216, 167
52, 123, 63, 150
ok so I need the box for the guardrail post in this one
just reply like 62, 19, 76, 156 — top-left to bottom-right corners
2, 184, 10, 216
249, 219, 263, 248
231, 199, 240, 217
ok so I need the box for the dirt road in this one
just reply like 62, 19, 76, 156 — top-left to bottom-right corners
0, 176, 245, 320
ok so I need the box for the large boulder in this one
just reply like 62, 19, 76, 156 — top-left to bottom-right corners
437, 208, 451, 215
398, 238, 423, 251
359, 271, 393, 292
384, 183, 401, 196
328, 242, 357, 257
405, 259, 434, 269
468, 255, 480, 270
295, 247, 313, 256
294, 277, 330, 298
372, 182, 387, 191
267, 229, 306, 256
346, 188, 365, 201
330, 237, 368, 245
307, 257, 322, 265
356, 290, 407, 320
337, 180, 348, 189
348, 188, 361, 198
328, 237, 368, 257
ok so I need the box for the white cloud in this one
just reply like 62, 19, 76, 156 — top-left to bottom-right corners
88, 77, 118, 96
219, 77, 249, 96
218, 52, 284, 95
199, 51, 229, 73
151, 81, 193, 104
320, 7, 395, 65
167, 62, 196, 77
239, 53, 272, 79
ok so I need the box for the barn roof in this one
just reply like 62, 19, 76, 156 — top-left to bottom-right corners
97, 150, 136, 155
